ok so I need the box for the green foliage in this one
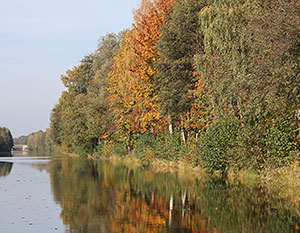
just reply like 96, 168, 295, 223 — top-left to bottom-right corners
263, 114, 298, 164
195, 0, 255, 119
135, 131, 187, 165
155, 0, 210, 121
105, 142, 128, 157
240, 110, 299, 167
201, 116, 240, 172
193, 0, 300, 169
49, 33, 122, 156
27, 129, 54, 153
49, 0, 299, 170
0, 127, 13, 152
49, 103, 64, 145
14, 135, 29, 145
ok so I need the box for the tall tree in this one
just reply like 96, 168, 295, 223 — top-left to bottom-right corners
194, 0, 300, 163
129, 0, 175, 133
195, 0, 258, 120
108, 0, 176, 148
50, 55, 96, 155
50, 33, 122, 155
84, 33, 123, 143
155, 0, 210, 128
108, 30, 140, 149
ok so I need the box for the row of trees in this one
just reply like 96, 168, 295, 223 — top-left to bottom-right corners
0, 127, 13, 153
50, 0, 299, 170
27, 129, 54, 153
14, 135, 29, 145
15, 129, 54, 153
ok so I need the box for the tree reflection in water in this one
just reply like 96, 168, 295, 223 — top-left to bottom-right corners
49, 158, 300, 233
0, 162, 13, 177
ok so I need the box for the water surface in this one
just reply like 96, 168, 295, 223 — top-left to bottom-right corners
0, 155, 299, 233
0, 155, 65, 233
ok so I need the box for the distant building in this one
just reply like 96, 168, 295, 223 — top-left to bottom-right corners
13, 144, 28, 152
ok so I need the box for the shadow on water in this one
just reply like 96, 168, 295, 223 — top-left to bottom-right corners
0, 162, 13, 177
49, 158, 300, 233
0, 152, 12, 157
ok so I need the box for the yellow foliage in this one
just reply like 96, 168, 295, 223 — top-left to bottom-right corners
108, 0, 175, 140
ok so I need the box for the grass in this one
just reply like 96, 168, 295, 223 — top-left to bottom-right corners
260, 161, 300, 214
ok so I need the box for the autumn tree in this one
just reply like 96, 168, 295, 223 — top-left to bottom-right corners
108, 0, 175, 148
129, 0, 175, 133
108, 30, 140, 149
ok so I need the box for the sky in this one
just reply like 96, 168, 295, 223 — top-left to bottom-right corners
0, 0, 139, 138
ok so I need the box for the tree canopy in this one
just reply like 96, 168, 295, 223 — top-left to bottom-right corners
49, 0, 299, 170
0, 127, 13, 152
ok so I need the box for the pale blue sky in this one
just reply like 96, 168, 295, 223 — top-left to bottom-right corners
0, 0, 139, 138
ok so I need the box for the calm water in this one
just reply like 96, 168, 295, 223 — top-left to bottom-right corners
0, 155, 299, 233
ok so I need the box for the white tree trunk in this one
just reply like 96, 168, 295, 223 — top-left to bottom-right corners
169, 123, 173, 135
181, 130, 186, 147
168, 114, 173, 135
169, 194, 174, 226
181, 189, 187, 219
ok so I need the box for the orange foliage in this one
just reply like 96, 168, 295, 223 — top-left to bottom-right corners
182, 70, 211, 137
129, 0, 176, 134
109, 195, 167, 233
108, 0, 175, 142
108, 30, 140, 144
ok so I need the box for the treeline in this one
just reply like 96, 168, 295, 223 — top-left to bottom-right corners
27, 129, 54, 153
0, 127, 13, 153
15, 129, 54, 153
50, 0, 300, 171
14, 135, 29, 145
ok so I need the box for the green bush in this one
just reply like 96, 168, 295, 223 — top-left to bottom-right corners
102, 141, 128, 157
201, 116, 240, 172
134, 130, 187, 165
261, 112, 299, 165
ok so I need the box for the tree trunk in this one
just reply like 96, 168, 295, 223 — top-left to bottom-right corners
169, 194, 173, 226
168, 114, 173, 135
181, 130, 186, 147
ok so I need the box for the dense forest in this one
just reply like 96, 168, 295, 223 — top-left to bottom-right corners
50, 0, 300, 171
0, 127, 13, 153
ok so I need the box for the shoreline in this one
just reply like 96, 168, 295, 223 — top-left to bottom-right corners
88, 153, 300, 214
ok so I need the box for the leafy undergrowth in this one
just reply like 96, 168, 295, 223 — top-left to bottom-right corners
260, 162, 300, 215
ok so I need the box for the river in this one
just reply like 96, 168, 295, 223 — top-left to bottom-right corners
0, 154, 299, 233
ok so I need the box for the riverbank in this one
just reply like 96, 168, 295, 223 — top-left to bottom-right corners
47, 154, 300, 232
89, 152, 300, 215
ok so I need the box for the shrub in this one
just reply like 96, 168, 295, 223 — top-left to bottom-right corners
101, 141, 128, 157
260, 112, 299, 166
201, 116, 240, 172
134, 130, 188, 164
